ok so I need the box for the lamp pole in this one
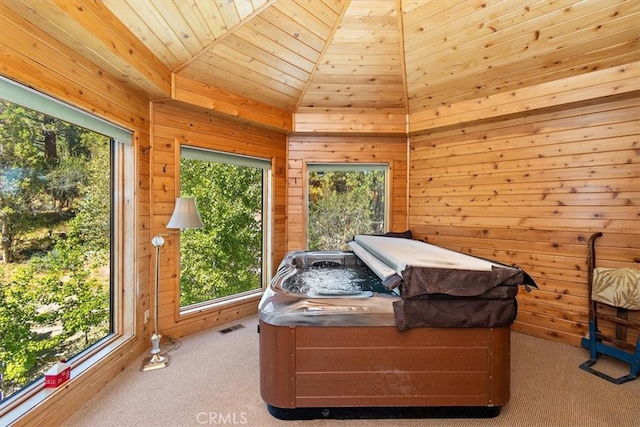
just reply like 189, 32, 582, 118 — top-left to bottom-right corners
141, 198, 203, 372
141, 234, 170, 371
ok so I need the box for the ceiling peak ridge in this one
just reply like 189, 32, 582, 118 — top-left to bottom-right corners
173, 0, 277, 74
293, 0, 353, 112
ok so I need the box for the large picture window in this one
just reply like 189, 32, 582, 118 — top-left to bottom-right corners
178, 146, 270, 311
0, 77, 131, 404
307, 164, 388, 250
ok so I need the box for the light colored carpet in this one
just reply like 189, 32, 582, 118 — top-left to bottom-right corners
63, 315, 640, 427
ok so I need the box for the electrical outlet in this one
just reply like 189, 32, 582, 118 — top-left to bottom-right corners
144, 309, 150, 324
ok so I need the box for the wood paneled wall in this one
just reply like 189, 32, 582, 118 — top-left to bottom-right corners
287, 134, 408, 251
1, 1, 638, 424
0, 4, 152, 426
150, 101, 287, 338
409, 93, 640, 347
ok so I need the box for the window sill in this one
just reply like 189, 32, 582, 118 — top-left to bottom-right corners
179, 290, 264, 319
0, 333, 135, 426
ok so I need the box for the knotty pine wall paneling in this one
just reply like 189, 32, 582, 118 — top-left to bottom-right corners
287, 134, 408, 251
150, 102, 287, 339
409, 94, 640, 347
0, 5, 152, 426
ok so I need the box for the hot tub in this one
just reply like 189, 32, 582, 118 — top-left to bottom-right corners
258, 236, 533, 419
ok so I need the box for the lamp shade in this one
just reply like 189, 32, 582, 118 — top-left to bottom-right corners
166, 197, 203, 229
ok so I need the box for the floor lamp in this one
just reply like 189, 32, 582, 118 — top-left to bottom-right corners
141, 197, 203, 372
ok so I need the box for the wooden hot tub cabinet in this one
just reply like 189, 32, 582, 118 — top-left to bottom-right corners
259, 320, 511, 416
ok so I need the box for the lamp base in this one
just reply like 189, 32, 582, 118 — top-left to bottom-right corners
140, 353, 171, 372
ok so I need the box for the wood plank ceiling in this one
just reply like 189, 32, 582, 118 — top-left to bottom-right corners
7, 0, 640, 118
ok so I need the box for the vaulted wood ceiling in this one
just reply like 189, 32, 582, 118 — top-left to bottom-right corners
6, 0, 640, 120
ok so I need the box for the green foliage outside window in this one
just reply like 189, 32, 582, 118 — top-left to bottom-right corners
0, 100, 110, 401
308, 169, 385, 250
178, 158, 263, 307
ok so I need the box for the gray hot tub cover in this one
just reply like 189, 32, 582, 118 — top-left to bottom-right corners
352, 233, 537, 330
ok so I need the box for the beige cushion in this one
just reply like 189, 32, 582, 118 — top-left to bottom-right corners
592, 267, 640, 310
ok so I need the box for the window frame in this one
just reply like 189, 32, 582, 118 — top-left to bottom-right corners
0, 76, 135, 422
176, 145, 272, 317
